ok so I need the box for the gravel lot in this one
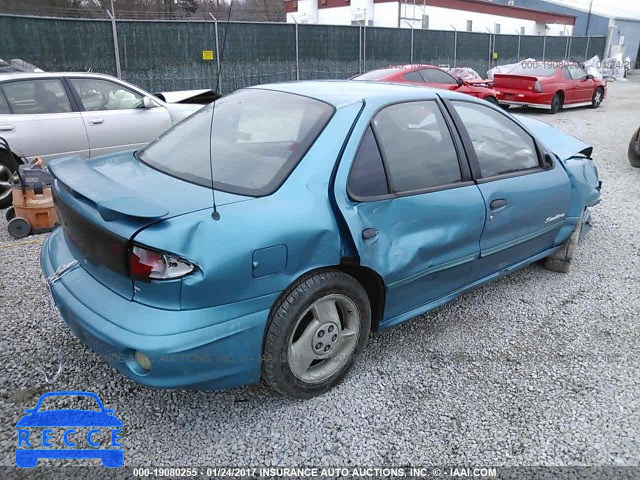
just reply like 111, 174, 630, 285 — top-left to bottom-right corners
1, 79, 639, 469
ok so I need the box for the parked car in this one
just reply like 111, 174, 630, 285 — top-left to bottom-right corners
630, 127, 640, 168
351, 64, 500, 104
493, 61, 607, 114
0, 72, 204, 208
41, 81, 601, 399
0, 58, 43, 73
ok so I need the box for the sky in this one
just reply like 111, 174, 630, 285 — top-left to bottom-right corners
544, 0, 640, 19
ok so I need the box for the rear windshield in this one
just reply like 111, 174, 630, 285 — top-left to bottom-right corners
352, 68, 402, 80
137, 89, 334, 196
508, 65, 557, 77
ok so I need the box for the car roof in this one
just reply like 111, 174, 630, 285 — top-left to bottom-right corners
0, 71, 120, 82
249, 80, 471, 108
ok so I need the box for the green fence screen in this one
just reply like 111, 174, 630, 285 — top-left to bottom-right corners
0, 14, 608, 93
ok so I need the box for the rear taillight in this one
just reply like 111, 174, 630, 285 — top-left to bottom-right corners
533, 81, 543, 93
129, 245, 194, 281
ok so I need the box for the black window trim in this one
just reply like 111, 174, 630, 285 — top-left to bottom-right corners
347, 97, 474, 203
0, 77, 82, 113
442, 97, 553, 183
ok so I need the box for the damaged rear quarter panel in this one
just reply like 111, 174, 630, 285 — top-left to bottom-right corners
132, 102, 365, 313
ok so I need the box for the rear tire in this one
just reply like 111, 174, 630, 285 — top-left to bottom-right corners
0, 151, 18, 209
549, 92, 563, 114
485, 96, 499, 106
628, 127, 640, 168
542, 210, 585, 273
262, 269, 371, 399
591, 87, 604, 108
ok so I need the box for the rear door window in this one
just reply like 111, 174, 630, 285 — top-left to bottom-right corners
421, 69, 458, 84
403, 71, 425, 83
348, 126, 389, 198
372, 101, 462, 193
2, 79, 72, 114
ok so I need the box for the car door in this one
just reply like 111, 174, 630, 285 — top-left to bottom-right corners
567, 66, 593, 103
446, 100, 571, 280
0, 78, 89, 161
420, 68, 460, 91
334, 100, 486, 324
67, 77, 172, 157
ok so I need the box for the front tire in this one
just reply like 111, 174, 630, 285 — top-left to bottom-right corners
542, 210, 585, 273
549, 92, 563, 114
262, 269, 371, 399
628, 127, 640, 168
591, 87, 604, 108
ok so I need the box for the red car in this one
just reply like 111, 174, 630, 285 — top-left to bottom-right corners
493, 61, 607, 114
351, 64, 500, 105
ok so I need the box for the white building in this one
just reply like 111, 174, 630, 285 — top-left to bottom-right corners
285, 0, 576, 35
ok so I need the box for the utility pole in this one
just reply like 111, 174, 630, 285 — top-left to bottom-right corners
585, 0, 594, 36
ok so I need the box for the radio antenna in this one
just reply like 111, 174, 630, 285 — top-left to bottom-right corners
208, 0, 234, 221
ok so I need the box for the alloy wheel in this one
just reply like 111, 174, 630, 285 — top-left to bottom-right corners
287, 294, 360, 383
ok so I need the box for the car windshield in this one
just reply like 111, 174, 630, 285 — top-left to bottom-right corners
352, 68, 402, 80
137, 89, 334, 196
509, 65, 557, 77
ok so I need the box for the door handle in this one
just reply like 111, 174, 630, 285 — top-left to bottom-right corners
490, 199, 507, 210
0, 125, 15, 132
88, 118, 104, 125
362, 228, 379, 240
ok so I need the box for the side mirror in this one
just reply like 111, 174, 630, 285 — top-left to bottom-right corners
585, 74, 594, 80
143, 96, 160, 109
544, 153, 554, 169
456, 77, 464, 87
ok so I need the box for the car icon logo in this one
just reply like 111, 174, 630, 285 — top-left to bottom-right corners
15, 391, 123, 468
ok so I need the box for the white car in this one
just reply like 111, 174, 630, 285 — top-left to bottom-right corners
0, 72, 204, 207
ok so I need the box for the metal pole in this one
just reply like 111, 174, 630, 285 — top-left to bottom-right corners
565, 35, 571, 60
209, 13, 222, 93
107, 3, 121, 79
486, 28, 492, 70
585, 35, 590, 60
542, 32, 547, 62
358, 23, 362, 73
450, 25, 457, 68
405, 21, 415, 64
363, 8, 367, 72
517, 32, 521, 61
292, 16, 299, 81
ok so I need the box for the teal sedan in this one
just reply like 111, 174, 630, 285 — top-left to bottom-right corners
41, 81, 601, 398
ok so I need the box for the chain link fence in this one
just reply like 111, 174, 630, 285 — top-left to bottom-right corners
0, 13, 607, 93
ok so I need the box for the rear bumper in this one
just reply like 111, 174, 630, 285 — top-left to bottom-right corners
41, 228, 274, 390
495, 90, 552, 108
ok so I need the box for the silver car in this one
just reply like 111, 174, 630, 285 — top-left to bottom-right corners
0, 72, 203, 207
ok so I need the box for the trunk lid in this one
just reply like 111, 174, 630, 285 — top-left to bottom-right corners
493, 73, 539, 91
48, 151, 248, 299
